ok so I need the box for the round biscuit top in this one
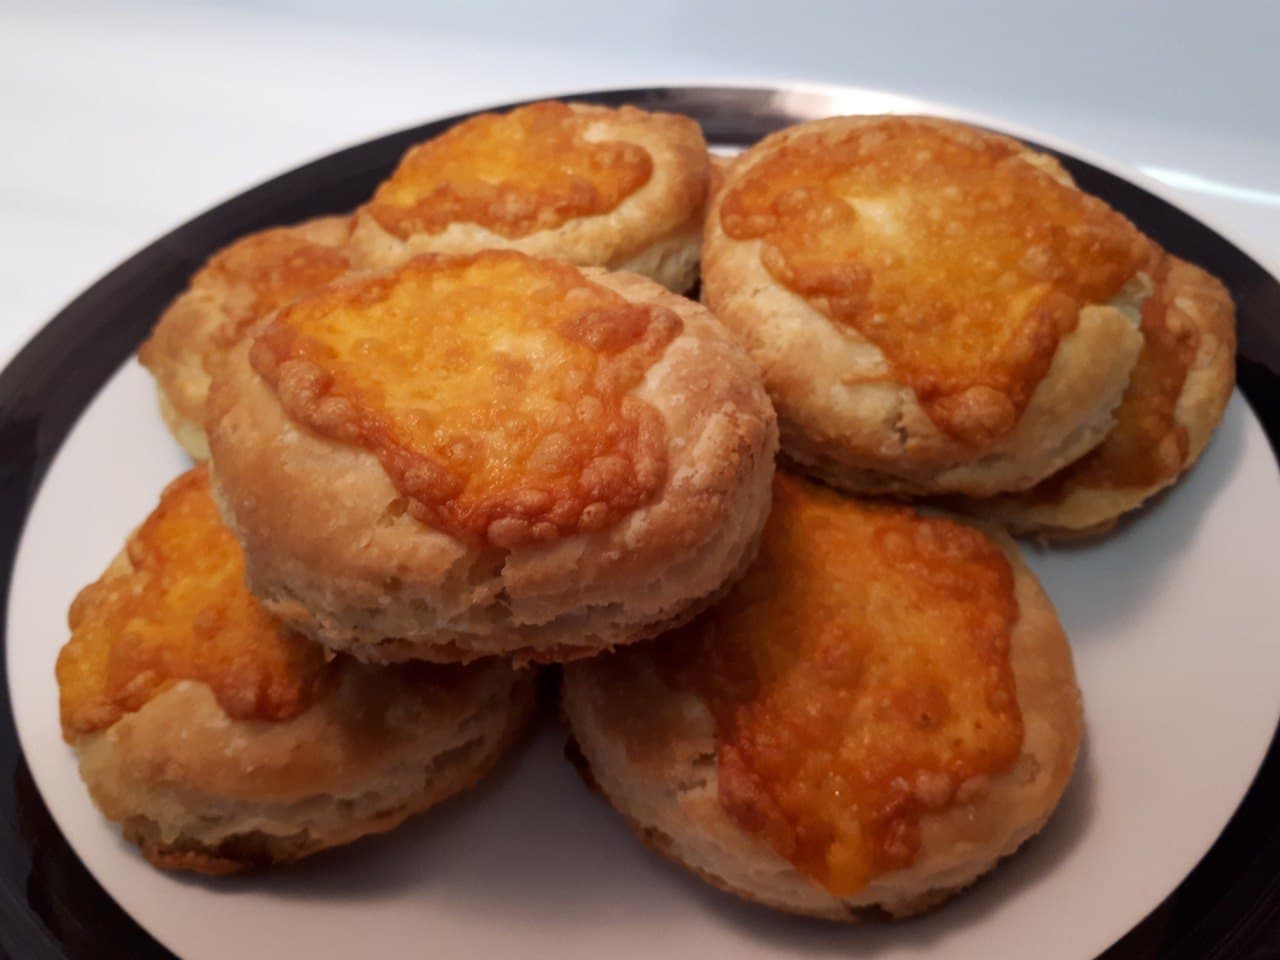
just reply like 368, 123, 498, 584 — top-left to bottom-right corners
191, 221, 351, 328
352, 102, 711, 291
137, 216, 355, 461
248, 249, 685, 548
56, 468, 501, 741
366, 100, 654, 240
57, 468, 335, 737
716, 115, 1150, 449
591, 471, 1030, 898
56, 466, 535, 876
142, 217, 352, 359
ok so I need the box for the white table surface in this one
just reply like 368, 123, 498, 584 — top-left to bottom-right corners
2, 0, 1278, 366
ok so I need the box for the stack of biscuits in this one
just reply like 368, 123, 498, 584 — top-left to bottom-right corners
57, 102, 1235, 918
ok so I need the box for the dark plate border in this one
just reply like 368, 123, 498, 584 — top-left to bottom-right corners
0, 85, 1277, 959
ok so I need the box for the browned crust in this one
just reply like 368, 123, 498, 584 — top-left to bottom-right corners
129, 825, 309, 876
508, 525, 760, 668
717, 117, 1146, 450
559, 725, 975, 923
561, 516, 1082, 919
365, 101, 652, 241
249, 251, 681, 549
104, 671, 539, 875
206, 260, 777, 662
349, 102, 710, 291
964, 255, 1237, 537
607, 788, 982, 922
125, 748, 495, 875
137, 215, 353, 459
702, 115, 1147, 495
57, 468, 333, 737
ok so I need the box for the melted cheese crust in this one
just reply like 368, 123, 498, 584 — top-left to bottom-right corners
1022, 252, 1197, 500
58, 469, 332, 736
196, 224, 352, 342
721, 117, 1149, 447
366, 101, 653, 240
657, 473, 1023, 896
251, 251, 681, 547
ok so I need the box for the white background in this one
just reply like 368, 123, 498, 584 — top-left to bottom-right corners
2, 0, 1280, 365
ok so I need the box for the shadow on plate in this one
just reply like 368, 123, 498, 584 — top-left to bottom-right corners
190, 716, 1098, 955
1019, 396, 1247, 640
191, 720, 688, 921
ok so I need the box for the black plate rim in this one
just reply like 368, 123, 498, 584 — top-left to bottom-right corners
1, 83, 1278, 960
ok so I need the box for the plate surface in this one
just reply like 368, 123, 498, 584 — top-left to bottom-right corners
2, 86, 1279, 960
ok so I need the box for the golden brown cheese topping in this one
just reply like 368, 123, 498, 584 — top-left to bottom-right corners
1022, 253, 1198, 500
366, 101, 653, 240
251, 250, 682, 547
720, 118, 1149, 447
197, 222, 352, 341
657, 473, 1024, 896
57, 469, 332, 737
